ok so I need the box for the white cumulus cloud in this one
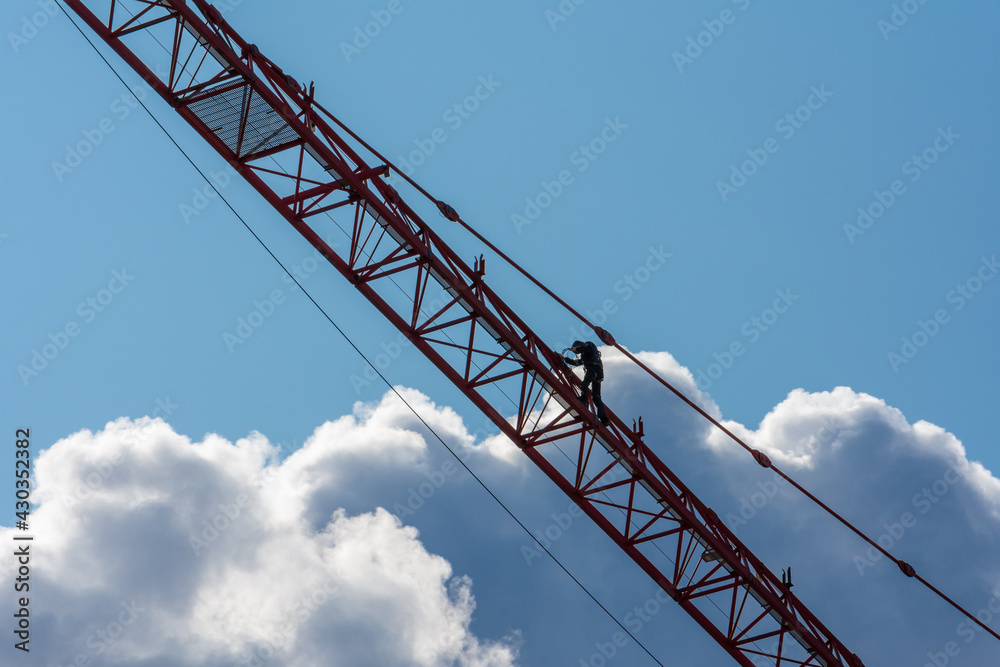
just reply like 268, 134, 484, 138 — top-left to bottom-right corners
2, 400, 519, 667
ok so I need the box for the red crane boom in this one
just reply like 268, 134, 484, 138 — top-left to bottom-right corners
62, 1, 864, 665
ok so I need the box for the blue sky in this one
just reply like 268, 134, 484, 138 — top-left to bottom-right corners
2, 1, 999, 666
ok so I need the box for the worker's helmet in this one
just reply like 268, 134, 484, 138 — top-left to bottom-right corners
571, 340, 585, 351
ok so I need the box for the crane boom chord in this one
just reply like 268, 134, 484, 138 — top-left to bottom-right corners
62, 1, 866, 665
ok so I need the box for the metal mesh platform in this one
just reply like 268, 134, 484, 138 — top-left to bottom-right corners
187, 82, 299, 158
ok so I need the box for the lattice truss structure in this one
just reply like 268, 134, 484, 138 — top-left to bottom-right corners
63, 2, 866, 665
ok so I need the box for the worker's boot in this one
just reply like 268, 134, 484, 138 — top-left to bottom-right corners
597, 405, 610, 425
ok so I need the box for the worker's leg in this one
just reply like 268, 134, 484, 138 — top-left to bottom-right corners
580, 368, 595, 403
592, 380, 609, 423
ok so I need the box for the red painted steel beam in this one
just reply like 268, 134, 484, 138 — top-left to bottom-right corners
61, 2, 866, 666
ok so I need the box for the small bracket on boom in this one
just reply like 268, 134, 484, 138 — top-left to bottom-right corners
473, 255, 486, 282
781, 567, 794, 590
632, 417, 644, 439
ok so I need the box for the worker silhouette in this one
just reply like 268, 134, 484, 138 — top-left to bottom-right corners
563, 340, 609, 424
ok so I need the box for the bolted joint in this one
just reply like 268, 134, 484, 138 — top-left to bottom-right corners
384, 184, 402, 206
436, 201, 460, 222
751, 449, 772, 468
593, 326, 616, 346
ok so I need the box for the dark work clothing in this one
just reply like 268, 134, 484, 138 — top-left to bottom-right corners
580, 365, 607, 423
565, 342, 609, 424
